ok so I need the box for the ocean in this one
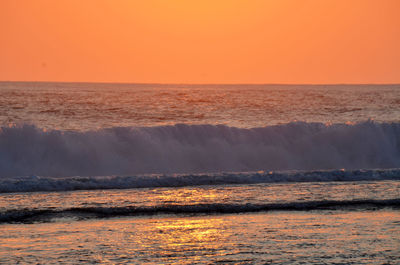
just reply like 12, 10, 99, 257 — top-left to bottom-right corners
0, 82, 399, 264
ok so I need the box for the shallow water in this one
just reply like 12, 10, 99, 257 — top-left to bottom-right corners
1, 210, 399, 264
1, 181, 400, 218
0, 180, 399, 264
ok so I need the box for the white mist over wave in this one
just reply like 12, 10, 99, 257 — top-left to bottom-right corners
0, 121, 399, 178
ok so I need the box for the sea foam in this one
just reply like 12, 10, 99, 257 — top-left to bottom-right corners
1, 169, 400, 193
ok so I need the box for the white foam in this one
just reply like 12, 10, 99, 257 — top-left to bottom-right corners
1, 169, 399, 193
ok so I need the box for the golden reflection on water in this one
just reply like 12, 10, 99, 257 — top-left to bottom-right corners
2, 183, 400, 263
1, 210, 400, 264
136, 187, 231, 261
153, 187, 221, 204
149, 217, 226, 248
121, 215, 235, 264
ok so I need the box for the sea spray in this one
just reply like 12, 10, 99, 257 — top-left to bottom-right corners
1, 121, 400, 178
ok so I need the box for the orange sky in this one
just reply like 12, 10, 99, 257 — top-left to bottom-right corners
1, 0, 399, 84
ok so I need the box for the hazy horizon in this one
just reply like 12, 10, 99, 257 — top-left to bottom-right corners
1, 80, 400, 86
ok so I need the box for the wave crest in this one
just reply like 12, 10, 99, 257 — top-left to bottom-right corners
1, 121, 400, 177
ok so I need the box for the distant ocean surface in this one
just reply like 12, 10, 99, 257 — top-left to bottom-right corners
1, 82, 399, 264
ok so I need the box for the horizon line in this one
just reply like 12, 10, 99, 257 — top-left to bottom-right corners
0, 80, 399, 86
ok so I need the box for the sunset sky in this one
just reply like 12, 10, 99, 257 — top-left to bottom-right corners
1, 0, 399, 84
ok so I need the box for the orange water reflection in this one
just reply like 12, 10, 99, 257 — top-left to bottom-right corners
139, 217, 230, 263
1, 210, 400, 264
152, 187, 220, 205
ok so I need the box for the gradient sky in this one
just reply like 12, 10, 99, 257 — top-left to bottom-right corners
1, 0, 399, 84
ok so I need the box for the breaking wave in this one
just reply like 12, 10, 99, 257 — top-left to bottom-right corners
2, 199, 399, 223
1, 121, 400, 179
1, 169, 400, 193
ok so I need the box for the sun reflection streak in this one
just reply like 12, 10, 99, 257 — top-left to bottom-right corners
132, 216, 233, 264
1, 210, 400, 264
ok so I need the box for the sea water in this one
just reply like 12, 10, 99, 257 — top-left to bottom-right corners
0, 82, 399, 264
